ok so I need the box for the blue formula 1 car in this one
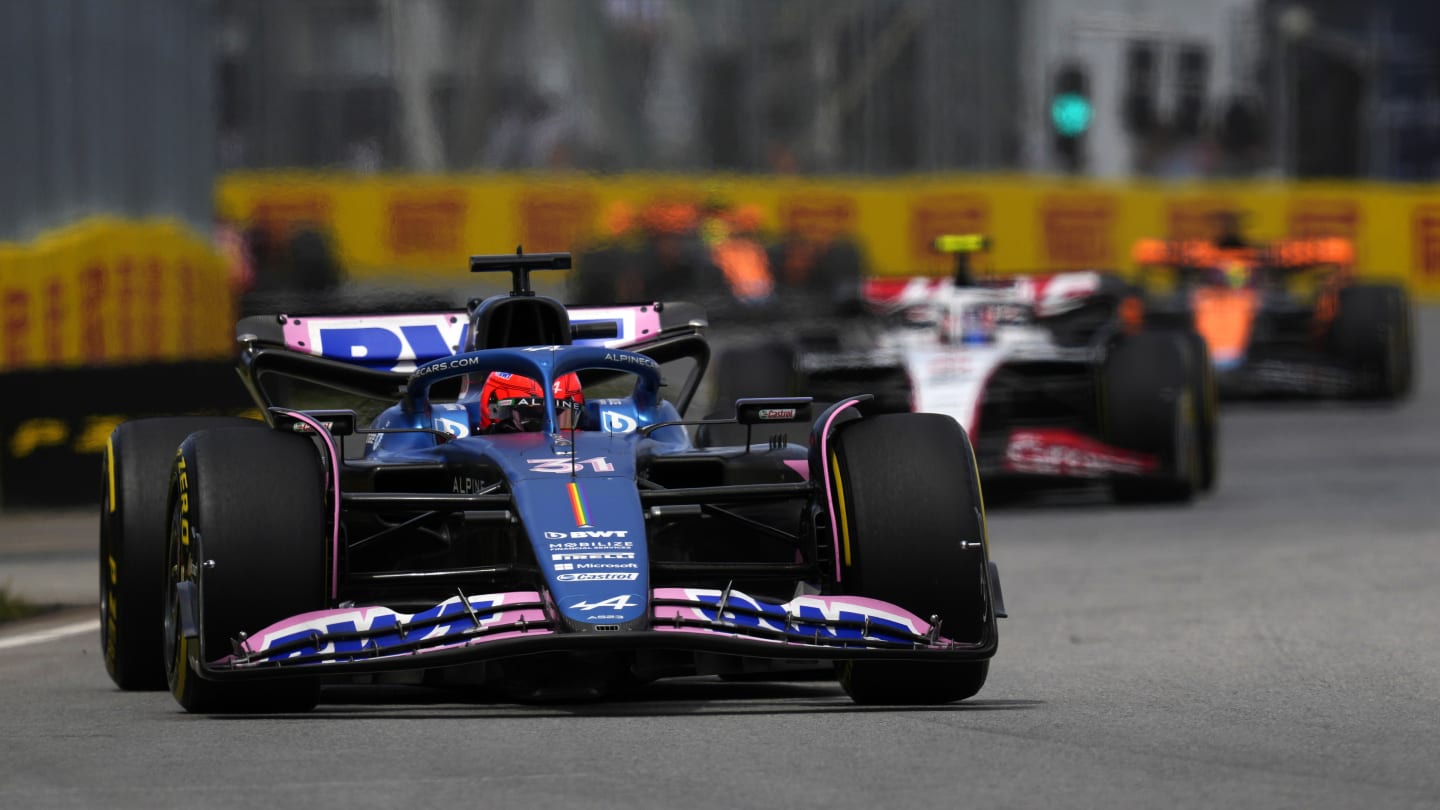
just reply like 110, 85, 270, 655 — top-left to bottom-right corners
100, 252, 1005, 712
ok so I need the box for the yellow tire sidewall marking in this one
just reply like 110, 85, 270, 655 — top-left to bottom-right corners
829, 452, 853, 568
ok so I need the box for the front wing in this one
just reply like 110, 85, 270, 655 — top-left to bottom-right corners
183, 588, 996, 681
1217, 355, 1371, 398
974, 426, 1160, 481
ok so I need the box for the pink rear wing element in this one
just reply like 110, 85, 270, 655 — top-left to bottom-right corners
278, 305, 665, 373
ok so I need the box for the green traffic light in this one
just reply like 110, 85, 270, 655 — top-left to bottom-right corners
1051, 92, 1092, 137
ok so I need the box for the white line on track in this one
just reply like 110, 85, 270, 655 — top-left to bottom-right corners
0, 618, 99, 651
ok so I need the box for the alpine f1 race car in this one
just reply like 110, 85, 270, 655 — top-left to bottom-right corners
100, 251, 1005, 712
865, 236, 1217, 502
1130, 236, 1413, 399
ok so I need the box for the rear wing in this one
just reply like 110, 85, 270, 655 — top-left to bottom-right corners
236, 302, 707, 374
233, 301, 711, 419
1131, 238, 1355, 269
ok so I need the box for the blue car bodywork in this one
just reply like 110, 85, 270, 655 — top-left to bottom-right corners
166, 253, 1002, 700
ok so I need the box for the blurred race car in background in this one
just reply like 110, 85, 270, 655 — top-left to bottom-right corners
686, 301, 914, 447
864, 235, 1217, 502
1130, 236, 1413, 400
569, 207, 914, 445
100, 251, 1004, 712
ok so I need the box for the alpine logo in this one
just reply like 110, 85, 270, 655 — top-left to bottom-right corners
570, 595, 638, 611
603, 352, 657, 368
544, 530, 630, 540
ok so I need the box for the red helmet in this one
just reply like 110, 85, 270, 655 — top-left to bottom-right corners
477, 372, 585, 433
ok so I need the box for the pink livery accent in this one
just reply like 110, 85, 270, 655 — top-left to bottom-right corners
783, 459, 809, 480
651, 587, 950, 645
279, 306, 663, 366
239, 591, 550, 662
1003, 428, 1158, 478
818, 400, 864, 583
568, 305, 664, 347
281, 312, 463, 356
278, 410, 343, 599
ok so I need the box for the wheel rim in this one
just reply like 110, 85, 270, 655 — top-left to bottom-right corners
163, 500, 187, 688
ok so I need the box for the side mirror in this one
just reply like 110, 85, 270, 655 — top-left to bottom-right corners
269, 408, 358, 436
733, 397, 812, 425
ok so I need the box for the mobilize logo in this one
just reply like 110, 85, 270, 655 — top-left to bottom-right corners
544, 530, 630, 540
547, 541, 633, 551
757, 408, 796, 420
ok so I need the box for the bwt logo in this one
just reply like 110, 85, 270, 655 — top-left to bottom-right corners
600, 411, 638, 433
544, 530, 630, 540
309, 319, 468, 372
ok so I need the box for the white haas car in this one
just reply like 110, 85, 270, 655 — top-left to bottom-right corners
865, 265, 1216, 503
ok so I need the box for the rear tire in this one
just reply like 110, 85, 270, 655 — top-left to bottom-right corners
1332, 284, 1413, 400
1103, 333, 1199, 503
100, 416, 261, 691
828, 413, 994, 704
1173, 330, 1218, 492
165, 427, 327, 713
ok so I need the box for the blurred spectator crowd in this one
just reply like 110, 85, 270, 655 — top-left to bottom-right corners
569, 199, 869, 318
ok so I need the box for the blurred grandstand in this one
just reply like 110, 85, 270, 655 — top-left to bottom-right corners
4, 0, 1440, 510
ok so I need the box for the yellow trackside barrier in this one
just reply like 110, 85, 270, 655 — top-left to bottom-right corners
0, 218, 233, 372
216, 172, 1440, 301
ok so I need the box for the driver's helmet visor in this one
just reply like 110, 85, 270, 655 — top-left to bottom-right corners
488, 396, 583, 432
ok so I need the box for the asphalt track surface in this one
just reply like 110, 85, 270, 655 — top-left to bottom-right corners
2, 310, 1439, 810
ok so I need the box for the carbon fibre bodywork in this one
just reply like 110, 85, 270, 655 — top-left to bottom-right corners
161, 258, 1003, 699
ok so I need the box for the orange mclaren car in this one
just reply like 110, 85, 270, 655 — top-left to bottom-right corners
1130, 237, 1412, 399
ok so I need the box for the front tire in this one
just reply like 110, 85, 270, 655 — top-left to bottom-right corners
1172, 330, 1218, 492
1332, 283, 1413, 400
1103, 333, 1200, 503
828, 412, 995, 704
100, 416, 261, 691
165, 427, 328, 713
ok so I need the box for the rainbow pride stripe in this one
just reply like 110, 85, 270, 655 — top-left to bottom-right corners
568, 482, 591, 527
